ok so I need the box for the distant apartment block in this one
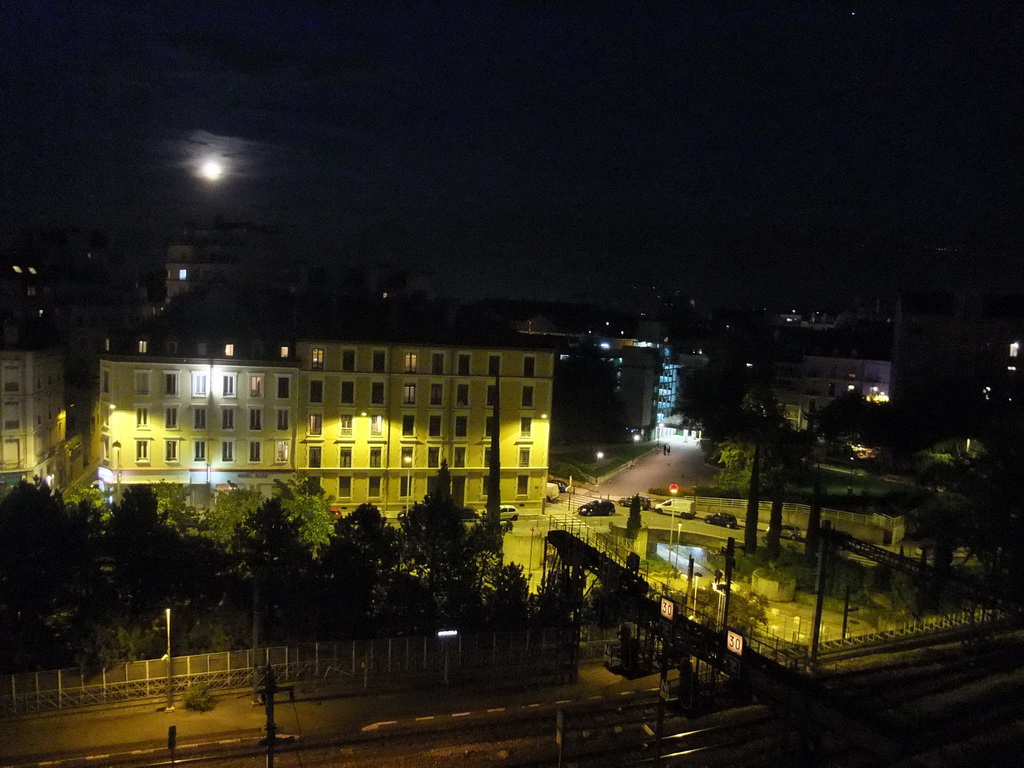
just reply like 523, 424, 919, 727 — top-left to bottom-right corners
1, 348, 66, 489
98, 336, 554, 514
776, 356, 891, 431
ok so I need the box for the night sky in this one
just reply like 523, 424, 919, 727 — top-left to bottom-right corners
1, 2, 1021, 308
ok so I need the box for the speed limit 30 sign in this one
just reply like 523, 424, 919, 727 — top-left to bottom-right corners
726, 630, 744, 656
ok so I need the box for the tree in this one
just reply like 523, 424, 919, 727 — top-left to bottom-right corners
205, 487, 263, 545
744, 443, 762, 554
151, 482, 200, 531
625, 495, 642, 541
273, 477, 336, 555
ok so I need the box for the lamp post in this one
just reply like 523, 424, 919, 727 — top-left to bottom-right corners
165, 608, 173, 711
111, 440, 122, 504
437, 629, 458, 684
403, 454, 413, 512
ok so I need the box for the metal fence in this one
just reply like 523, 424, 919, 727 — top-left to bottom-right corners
0, 626, 619, 717
694, 496, 903, 533
816, 608, 1009, 657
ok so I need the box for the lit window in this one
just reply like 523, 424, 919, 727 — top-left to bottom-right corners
311, 348, 324, 370
370, 415, 383, 436
138, 340, 148, 354
403, 383, 416, 404
250, 374, 264, 397
275, 440, 289, 462
12, 265, 22, 273
192, 373, 208, 397
178, 268, 187, 280
280, 346, 290, 358
309, 413, 323, 435
1012, 342, 1020, 358
224, 344, 234, 357
340, 414, 353, 436
405, 353, 418, 373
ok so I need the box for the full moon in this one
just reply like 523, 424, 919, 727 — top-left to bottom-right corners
200, 160, 223, 181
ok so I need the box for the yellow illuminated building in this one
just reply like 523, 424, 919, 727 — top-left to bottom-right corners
97, 337, 553, 514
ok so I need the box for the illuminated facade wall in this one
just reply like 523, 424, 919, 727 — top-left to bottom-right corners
97, 340, 554, 514
0, 349, 66, 488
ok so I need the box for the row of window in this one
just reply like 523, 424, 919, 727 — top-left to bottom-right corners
118, 439, 535, 470
128, 406, 536, 438
116, 371, 539, 408
130, 343, 538, 378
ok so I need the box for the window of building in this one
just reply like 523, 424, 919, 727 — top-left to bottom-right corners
193, 407, 206, 429
342, 349, 356, 372
134, 371, 150, 395
372, 350, 386, 372
431, 352, 444, 374
250, 374, 264, 397
368, 476, 381, 497
194, 440, 206, 462
485, 416, 494, 437
339, 447, 352, 467
309, 445, 322, 468
455, 415, 467, 437
404, 352, 418, 373
340, 380, 354, 403
429, 414, 442, 436
369, 447, 382, 468
456, 384, 469, 406
196, 342, 207, 356
222, 408, 235, 430
484, 447, 491, 467
370, 415, 383, 436
276, 409, 289, 430
400, 445, 413, 466
520, 416, 532, 437
309, 380, 324, 403
522, 385, 534, 407
403, 383, 416, 404
430, 383, 443, 405
166, 340, 177, 354
402, 414, 415, 436
1012, 342, 1020, 358
457, 354, 470, 375
488, 355, 500, 376
165, 373, 178, 395
309, 413, 322, 435
311, 347, 324, 370
249, 408, 262, 430
517, 475, 529, 495
192, 372, 208, 397
165, 406, 178, 429
249, 441, 261, 462
136, 407, 149, 427
275, 440, 289, 462
165, 440, 178, 462
338, 476, 352, 497
371, 381, 385, 404
454, 446, 466, 467
223, 374, 236, 397
276, 376, 290, 399
138, 340, 148, 354
428, 446, 440, 468
340, 414, 353, 436
487, 384, 497, 406
222, 441, 234, 462
178, 268, 187, 280
225, 344, 235, 357
523, 356, 535, 377
136, 440, 149, 462
400, 475, 411, 497
102, 370, 110, 394
280, 346, 290, 359
519, 448, 530, 467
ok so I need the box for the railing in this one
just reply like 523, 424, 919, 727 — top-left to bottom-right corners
817, 608, 1012, 656
693, 496, 903, 533
0, 628, 599, 717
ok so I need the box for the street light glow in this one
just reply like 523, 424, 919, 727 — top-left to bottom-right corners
437, 629, 458, 637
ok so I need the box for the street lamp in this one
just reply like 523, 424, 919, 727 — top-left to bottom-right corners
633, 433, 640, 443
164, 608, 173, 711
111, 440, 122, 504
596, 451, 604, 460
437, 629, 458, 684
403, 454, 413, 512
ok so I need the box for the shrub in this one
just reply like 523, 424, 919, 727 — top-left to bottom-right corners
183, 682, 215, 712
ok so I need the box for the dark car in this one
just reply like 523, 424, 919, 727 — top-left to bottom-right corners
550, 478, 570, 493
578, 500, 616, 516
779, 524, 803, 541
705, 512, 740, 529
459, 507, 480, 521
617, 495, 652, 510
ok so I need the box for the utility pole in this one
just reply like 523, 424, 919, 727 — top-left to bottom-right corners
260, 665, 278, 768
721, 538, 736, 630
809, 522, 831, 668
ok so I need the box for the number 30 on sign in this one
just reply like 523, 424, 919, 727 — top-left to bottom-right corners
726, 630, 744, 656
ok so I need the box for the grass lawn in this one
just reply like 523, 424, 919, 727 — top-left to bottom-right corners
549, 442, 655, 480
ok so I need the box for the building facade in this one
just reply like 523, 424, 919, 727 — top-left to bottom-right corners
1, 348, 66, 489
775, 355, 891, 431
98, 337, 554, 515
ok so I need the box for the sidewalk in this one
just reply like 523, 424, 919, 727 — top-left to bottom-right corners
0, 662, 646, 766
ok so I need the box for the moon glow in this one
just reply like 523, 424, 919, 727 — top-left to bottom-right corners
200, 160, 224, 181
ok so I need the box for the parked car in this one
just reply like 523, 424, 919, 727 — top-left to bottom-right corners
546, 483, 563, 502
578, 499, 616, 516
704, 512, 740, 529
459, 507, 480, 521
779, 524, 803, 541
617, 495, 652, 510
499, 505, 520, 522
654, 498, 696, 518
550, 479, 570, 493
